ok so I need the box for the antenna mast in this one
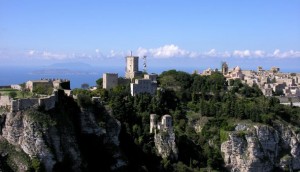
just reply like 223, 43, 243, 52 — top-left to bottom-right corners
143, 55, 147, 73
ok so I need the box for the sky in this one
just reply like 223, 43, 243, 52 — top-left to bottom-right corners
0, 0, 300, 71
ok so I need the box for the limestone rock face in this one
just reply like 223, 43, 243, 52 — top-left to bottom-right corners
80, 108, 105, 136
0, 94, 128, 171
154, 131, 178, 159
221, 123, 300, 172
1, 111, 81, 172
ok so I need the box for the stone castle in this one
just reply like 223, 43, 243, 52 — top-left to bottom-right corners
103, 54, 158, 96
0, 78, 72, 112
0, 92, 57, 112
26, 78, 70, 92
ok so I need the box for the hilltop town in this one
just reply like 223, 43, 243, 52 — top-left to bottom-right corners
1, 54, 300, 113
1, 55, 300, 171
203, 62, 300, 102
103, 55, 300, 103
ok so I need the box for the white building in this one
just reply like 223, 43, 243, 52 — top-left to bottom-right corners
262, 84, 273, 96
201, 68, 215, 76
283, 86, 300, 97
230, 66, 244, 80
11, 84, 22, 90
103, 73, 118, 89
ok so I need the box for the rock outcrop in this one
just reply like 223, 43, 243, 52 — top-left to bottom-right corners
1, 110, 81, 171
154, 131, 178, 159
221, 123, 300, 172
0, 99, 126, 171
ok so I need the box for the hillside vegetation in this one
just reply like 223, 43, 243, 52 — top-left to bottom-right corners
74, 70, 300, 171
1, 70, 299, 171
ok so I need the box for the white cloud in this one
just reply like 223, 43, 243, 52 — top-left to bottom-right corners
203, 49, 230, 58
273, 49, 281, 56
28, 50, 36, 55
41, 51, 68, 60
14, 46, 300, 62
271, 49, 300, 58
136, 47, 148, 57
106, 50, 125, 58
26, 50, 68, 60
205, 49, 217, 56
151, 44, 188, 58
137, 44, 193, 58
135, 45, 300, 59
253, 50, 265, 57
232, 50, 251, 58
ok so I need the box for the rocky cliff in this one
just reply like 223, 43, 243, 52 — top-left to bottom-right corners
221, 123, 300, 172
154, 130, 178, 159
0, 110, 81, 171
0, 96, 125, 171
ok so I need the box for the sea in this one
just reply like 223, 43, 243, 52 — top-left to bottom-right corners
0, 65, 197, 89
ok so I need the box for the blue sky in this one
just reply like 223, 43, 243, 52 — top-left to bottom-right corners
0, 0, 300, 71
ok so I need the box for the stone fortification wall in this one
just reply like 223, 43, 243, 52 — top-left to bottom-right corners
11, 98, 39, 112
0, 95, 11, 107
10, 94, 57, 112
39, 95, 56, 111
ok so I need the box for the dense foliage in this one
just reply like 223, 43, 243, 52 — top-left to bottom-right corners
74, 70, 300, 171
3, 70, 298, 171
33, 83, 53, 95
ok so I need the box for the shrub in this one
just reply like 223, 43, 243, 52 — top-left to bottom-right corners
77, 94, 92, 108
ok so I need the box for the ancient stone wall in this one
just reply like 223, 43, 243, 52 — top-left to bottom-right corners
10, 94, 57, 112
12, 98, 39, 112
39, 95, 56, 111
0, 95, 11, 107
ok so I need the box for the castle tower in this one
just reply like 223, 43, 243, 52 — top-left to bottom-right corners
125, 55, 139, 79
150, 114, 157, 134
161, 114, 172, 131
103, 73, 118, 89
221, 62, 228, 75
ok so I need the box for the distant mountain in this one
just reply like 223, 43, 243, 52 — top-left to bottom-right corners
48, 62, 93, 70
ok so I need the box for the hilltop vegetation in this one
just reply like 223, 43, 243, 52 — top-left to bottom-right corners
1, 70, 299, 171
72, 70, 300, 171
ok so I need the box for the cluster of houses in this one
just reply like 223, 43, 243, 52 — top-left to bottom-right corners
202, 62, 300, 98
103, 55, 300, 99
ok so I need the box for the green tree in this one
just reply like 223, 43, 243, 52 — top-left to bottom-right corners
9, 91, 17, 99
96, 78, 103, 88
81, 83, 90, 89
33, 84, 53, 95
77, 94, 92, 108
